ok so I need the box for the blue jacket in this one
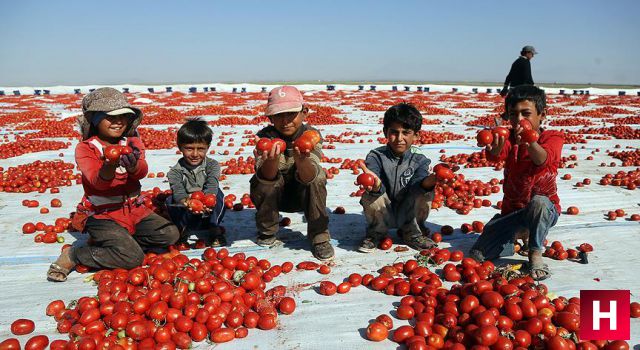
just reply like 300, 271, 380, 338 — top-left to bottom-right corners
365, 145, 431, 203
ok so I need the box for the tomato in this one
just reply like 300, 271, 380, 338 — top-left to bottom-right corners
257, 314, 277, 330
566, 206, 579, 215
348, 273, 363, 287
546, 335, 570, 350
0, 338, 20, 350
357, 173, 376, 187
366, 322, 388, 342
170, 332, 191, 350
519, 119, 533, 130
302, 130, 321, 145
513, 329, 531, 348
553, 312, 579, 332
188, 199, 204, 212
203, 194, 216, 208
435, 167, 454, 181
319, 281, 337, 296
520, 129, 539, 143
480, 291, 504, 309
293, 136, 314, 153
22, 223, 36, 234
476, 129, 494, 146
49, 340, 67, 350
604, 340, 630, 350
393, 325, 415, 343
240, 272, 261, 290
24, 335, 49, 350
11, 319, 35, 335
189, 322, 208, 342
523, 317, 543, 335
426, 333, 444, 349
474, 325, 499, 346
396, 305, 415, 320
493, 127, 510, 139
125, 320, 148, 341
278, 297, 296, 315
256, 138, 273, 153
376, 314, 393, 330
379, 237, 393, 250
272, 138, 287, 152
631, 302, 640, 318
318, 265, 331, 274
474, 310, 496, 327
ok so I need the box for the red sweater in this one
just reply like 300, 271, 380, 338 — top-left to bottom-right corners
75, 136, 152, 233
487, 130, 564, 215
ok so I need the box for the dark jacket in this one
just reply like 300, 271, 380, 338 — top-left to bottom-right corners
365, 145, 431, 203
503, 56, 534, 89
168, 157, 221, 203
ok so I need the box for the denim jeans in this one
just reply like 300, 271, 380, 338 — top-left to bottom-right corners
471, 195, 559, 260
165, 189, 226, 235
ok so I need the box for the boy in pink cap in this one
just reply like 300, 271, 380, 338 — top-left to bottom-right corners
249, 86, 334, 260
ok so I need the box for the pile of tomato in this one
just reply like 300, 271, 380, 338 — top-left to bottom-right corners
439, 150, 505, 170
0, 160, 80, 193
0, 136, 70, 159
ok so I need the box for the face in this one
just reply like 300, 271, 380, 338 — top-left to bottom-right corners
179, 142, 209, 166
525, 52, 534, 59
508, 100, 545, 131
384, 121, 417, 156
97, 114, 131, 140
269, 108, 305, 138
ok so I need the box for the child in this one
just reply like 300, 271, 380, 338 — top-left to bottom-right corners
47, 87, 180, 282
249, 86, 334, 260
358, 103, 438, 253
469, 85, 563, 281
166, 119, 226, 246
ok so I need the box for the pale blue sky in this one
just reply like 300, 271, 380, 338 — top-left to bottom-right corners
1, 0, 638, 86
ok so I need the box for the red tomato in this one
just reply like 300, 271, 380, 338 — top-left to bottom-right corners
357, 173, 376, 187
293, 136, 314, 153
476, 129, 494, 146
435, 167, 454, 181
24, 335, 49, 350
393, 325, 415, 343
520, 129, 539, 143
11, 319, 35, 335
0, 338, 20, 350
337, 282, 352, 294
203, 194, 216, 208
318, 265, 331, 274
474, 325, 499, 346
396, 305, 415, 320
375, 314, 393, 330
278, 297, 296, 315
188, 199, 204, 212
379, 237, 393, 250
257, 314, 277, 330
319, 281, 337, 296
366, 322, 388, 342
272, 138, 287, 152
519, 119, 533, 130
493, 127, 510, 139
256, 138, 273, 153
103, 146, 122, 163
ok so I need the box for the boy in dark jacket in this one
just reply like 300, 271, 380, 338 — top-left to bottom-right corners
357, 103, 438, 252
166, 119, 226, 246
250, 86, 334, 260
470, 85, 563, 281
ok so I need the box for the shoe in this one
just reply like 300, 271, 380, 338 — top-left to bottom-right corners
209, 227, 227, 247
402, 231, 437, 251
418, 223, 431, 236
358, 236, 378, 253
312, 241, 334, 260
256, 233, 277, 247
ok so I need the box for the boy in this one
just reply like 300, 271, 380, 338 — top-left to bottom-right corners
469, 85, 563, 281
357, 103, 438, 253
166, 119, 226, 246
249, 86, 334, 260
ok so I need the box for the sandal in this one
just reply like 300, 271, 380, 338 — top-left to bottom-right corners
524, 262, 551, 281
47, 263, 71, 282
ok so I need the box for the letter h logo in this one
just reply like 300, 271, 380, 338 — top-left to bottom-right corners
580, 290, 630, 340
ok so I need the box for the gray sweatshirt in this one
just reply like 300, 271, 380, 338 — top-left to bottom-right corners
168, 157, 221, 203
365, 145, 432, 203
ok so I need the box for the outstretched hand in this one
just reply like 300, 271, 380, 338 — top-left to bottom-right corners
355, 161, 381, 192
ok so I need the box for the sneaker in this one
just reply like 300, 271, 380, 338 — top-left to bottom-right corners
358, 236, 378, 253
312, 241, 335, 260
402, 231, 437, 251
256, 233, 277, 247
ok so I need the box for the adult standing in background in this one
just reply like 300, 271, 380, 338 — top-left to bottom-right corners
500, 45, 538, 96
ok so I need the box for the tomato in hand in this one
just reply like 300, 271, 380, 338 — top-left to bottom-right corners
357, 173, 376, 187
104, 145, 122, 163
294, 136, 314, 153
520, 129, 539, 143
519, 119, 533, 130
203, 194, 216, 208
476, 129, 494, 146
256, 138, 273, 153
493, 126, 510, 139
272, 138, 287, 152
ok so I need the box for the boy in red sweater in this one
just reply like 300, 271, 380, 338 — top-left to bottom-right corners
47, 88, 180, 282
469, 85, 563, 281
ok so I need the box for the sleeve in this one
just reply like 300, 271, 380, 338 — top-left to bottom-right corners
486, 138, 512, 162
127, 137, 148, 180
365, 152, 386, 197
75, 142, 114, 191
409, 156, 431, 193
503, 61, 515, 89
525, 60, 534, 85
203, 159, 221, 195
537, 133, 564, 168
167, 166, 189, 203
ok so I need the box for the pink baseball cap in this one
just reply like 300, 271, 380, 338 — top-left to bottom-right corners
265, 86, 304, 116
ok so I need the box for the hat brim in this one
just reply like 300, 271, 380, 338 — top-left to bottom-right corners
106, 107, 136, 116
265, 103, 303, 117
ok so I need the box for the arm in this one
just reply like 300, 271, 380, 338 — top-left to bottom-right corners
516, 130, 563, 167
525, 59, 534, 85
202, 159, 221, 195
255, 141, 282, 181
167, 167, 189, 204
75, 143, 117, 191
502, 61, 515, 92
294, 133, 323, 184
363, 153, 386, 195
125, 138, 148, 180
485, 135, 511, 162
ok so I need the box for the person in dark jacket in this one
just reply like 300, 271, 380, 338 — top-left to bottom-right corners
166, 119, 226, 246
357, 103, 438, 253
500, 45, 538, 96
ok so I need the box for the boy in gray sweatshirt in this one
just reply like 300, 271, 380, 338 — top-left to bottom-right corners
166, 119, 226, 246
358, 103, 437, 252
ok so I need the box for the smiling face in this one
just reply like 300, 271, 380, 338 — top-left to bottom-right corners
508, 100, 545, 132
269, 109, 306, 138
179, 142, 209, 167
384, 121, 417, 156
96, 114, 132, 142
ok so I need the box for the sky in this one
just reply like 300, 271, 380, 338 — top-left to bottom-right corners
1, 0, 639, 86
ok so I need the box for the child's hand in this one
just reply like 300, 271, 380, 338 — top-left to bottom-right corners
253, 139, 283, 162
513, 125, 531, 147
120, 143, 141, 172
485, 133, 506, 155
184, 199, 205, 215
292, 147, 311, 162
355, 161, 381, 192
